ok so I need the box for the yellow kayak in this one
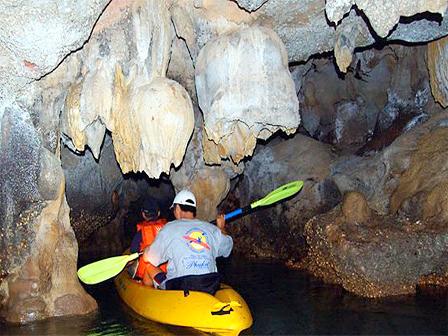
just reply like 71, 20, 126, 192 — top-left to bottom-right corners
114, 270, 253, 336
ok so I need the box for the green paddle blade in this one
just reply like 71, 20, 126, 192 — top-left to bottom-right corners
77, 253, 140, 285
250, 180, 304, 209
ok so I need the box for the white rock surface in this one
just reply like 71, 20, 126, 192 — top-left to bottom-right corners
195, 26, 300, 164
113, 74, 194, 176
0, 0, 109, 88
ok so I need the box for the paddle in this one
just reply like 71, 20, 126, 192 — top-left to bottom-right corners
77, 180, 304, 285
77, 252, 141, 285
221, 180, 304, 221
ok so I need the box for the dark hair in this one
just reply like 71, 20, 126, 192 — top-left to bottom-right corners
178, 204, 196, 216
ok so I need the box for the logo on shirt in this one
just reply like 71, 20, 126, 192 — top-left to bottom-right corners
183, 228, 210, 253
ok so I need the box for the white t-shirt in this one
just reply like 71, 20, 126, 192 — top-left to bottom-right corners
145, 218, 233, 281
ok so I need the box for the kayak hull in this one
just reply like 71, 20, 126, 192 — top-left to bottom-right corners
114, 270, 253, 335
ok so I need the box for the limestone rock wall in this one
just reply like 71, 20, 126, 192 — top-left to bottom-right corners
299, 45, 433, 153
0, 106, 97, 322
326, 0, 448, 38
428, 35, 448, 108
60, 0, 194, 177
1, 175, 97, 322
170, 106, 233, 221
0, 0, 109, 323
0, 0, 109, 96
303, 191, 448, 298
227, 134, 340, 260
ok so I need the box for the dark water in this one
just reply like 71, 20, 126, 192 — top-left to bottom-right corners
3, 258, 448, 335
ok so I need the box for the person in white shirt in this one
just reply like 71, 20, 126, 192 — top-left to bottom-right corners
142, 190, 232, 294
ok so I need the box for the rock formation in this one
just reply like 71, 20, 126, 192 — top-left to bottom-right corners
196, 26, 300, 165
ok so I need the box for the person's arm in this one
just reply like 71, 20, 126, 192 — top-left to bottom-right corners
215, 215, 233, 257
216, 214, 227, 235
142, 235, 168, 285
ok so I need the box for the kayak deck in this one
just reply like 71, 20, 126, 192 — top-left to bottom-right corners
114, 270, 253, 335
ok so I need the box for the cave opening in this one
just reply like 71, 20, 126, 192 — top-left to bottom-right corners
61, 132, 176, 264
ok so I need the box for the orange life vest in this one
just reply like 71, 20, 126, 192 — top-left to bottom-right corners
135, 218, 168, 279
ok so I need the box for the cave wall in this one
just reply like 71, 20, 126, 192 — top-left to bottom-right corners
0, 0, 110, 322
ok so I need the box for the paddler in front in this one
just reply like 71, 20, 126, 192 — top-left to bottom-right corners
129, 197, 167, 286
142, 189, 232, 294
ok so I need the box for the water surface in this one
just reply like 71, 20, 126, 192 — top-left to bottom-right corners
2, 258, 447, 335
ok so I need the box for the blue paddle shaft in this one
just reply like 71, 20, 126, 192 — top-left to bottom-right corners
224, 208, 243, 220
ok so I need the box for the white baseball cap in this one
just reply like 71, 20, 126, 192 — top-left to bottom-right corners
171, 190, 197, 208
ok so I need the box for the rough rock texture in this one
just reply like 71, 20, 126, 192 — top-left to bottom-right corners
252, 0, 448, 72
111, 73, 194, 175
175, 0, 448, 71
0, 0, 108, 322
254, 0, 337, 63
0, 0, 109, 97
60, 0, 195, 177
226, 134, 340, 260
196, 26, 300, 165
428, 36, 448, 108
1, 149, 97, 322
333, 10, 373, 73
341, 191, 371, 224
303, 191, 448, 298
326, 0, 448, 38
299, 112, 448, 297
299, 45, 432, 153
1, 106, 43, 281
62, 135, 122, 216
235, 0, 269, 12
331, 112, 448, 217
390, 126, 448, 221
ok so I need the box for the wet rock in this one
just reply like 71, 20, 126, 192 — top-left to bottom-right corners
78, 207, 127, 262
303, 206, 448, 298
0, 105, 44, 286
332, 111, 448, 217
39, 148, 65, 201
390, 126, 448, 222
112, 74, 194, 176
342, 191, 371, 224
304, 113, 448, 297
0, 167, 97, 323
333, 10, 373, 73
54, 294, 89, 317
334, 99, 369, 149
3, 0, 448, 324
56, 0, 195, 178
